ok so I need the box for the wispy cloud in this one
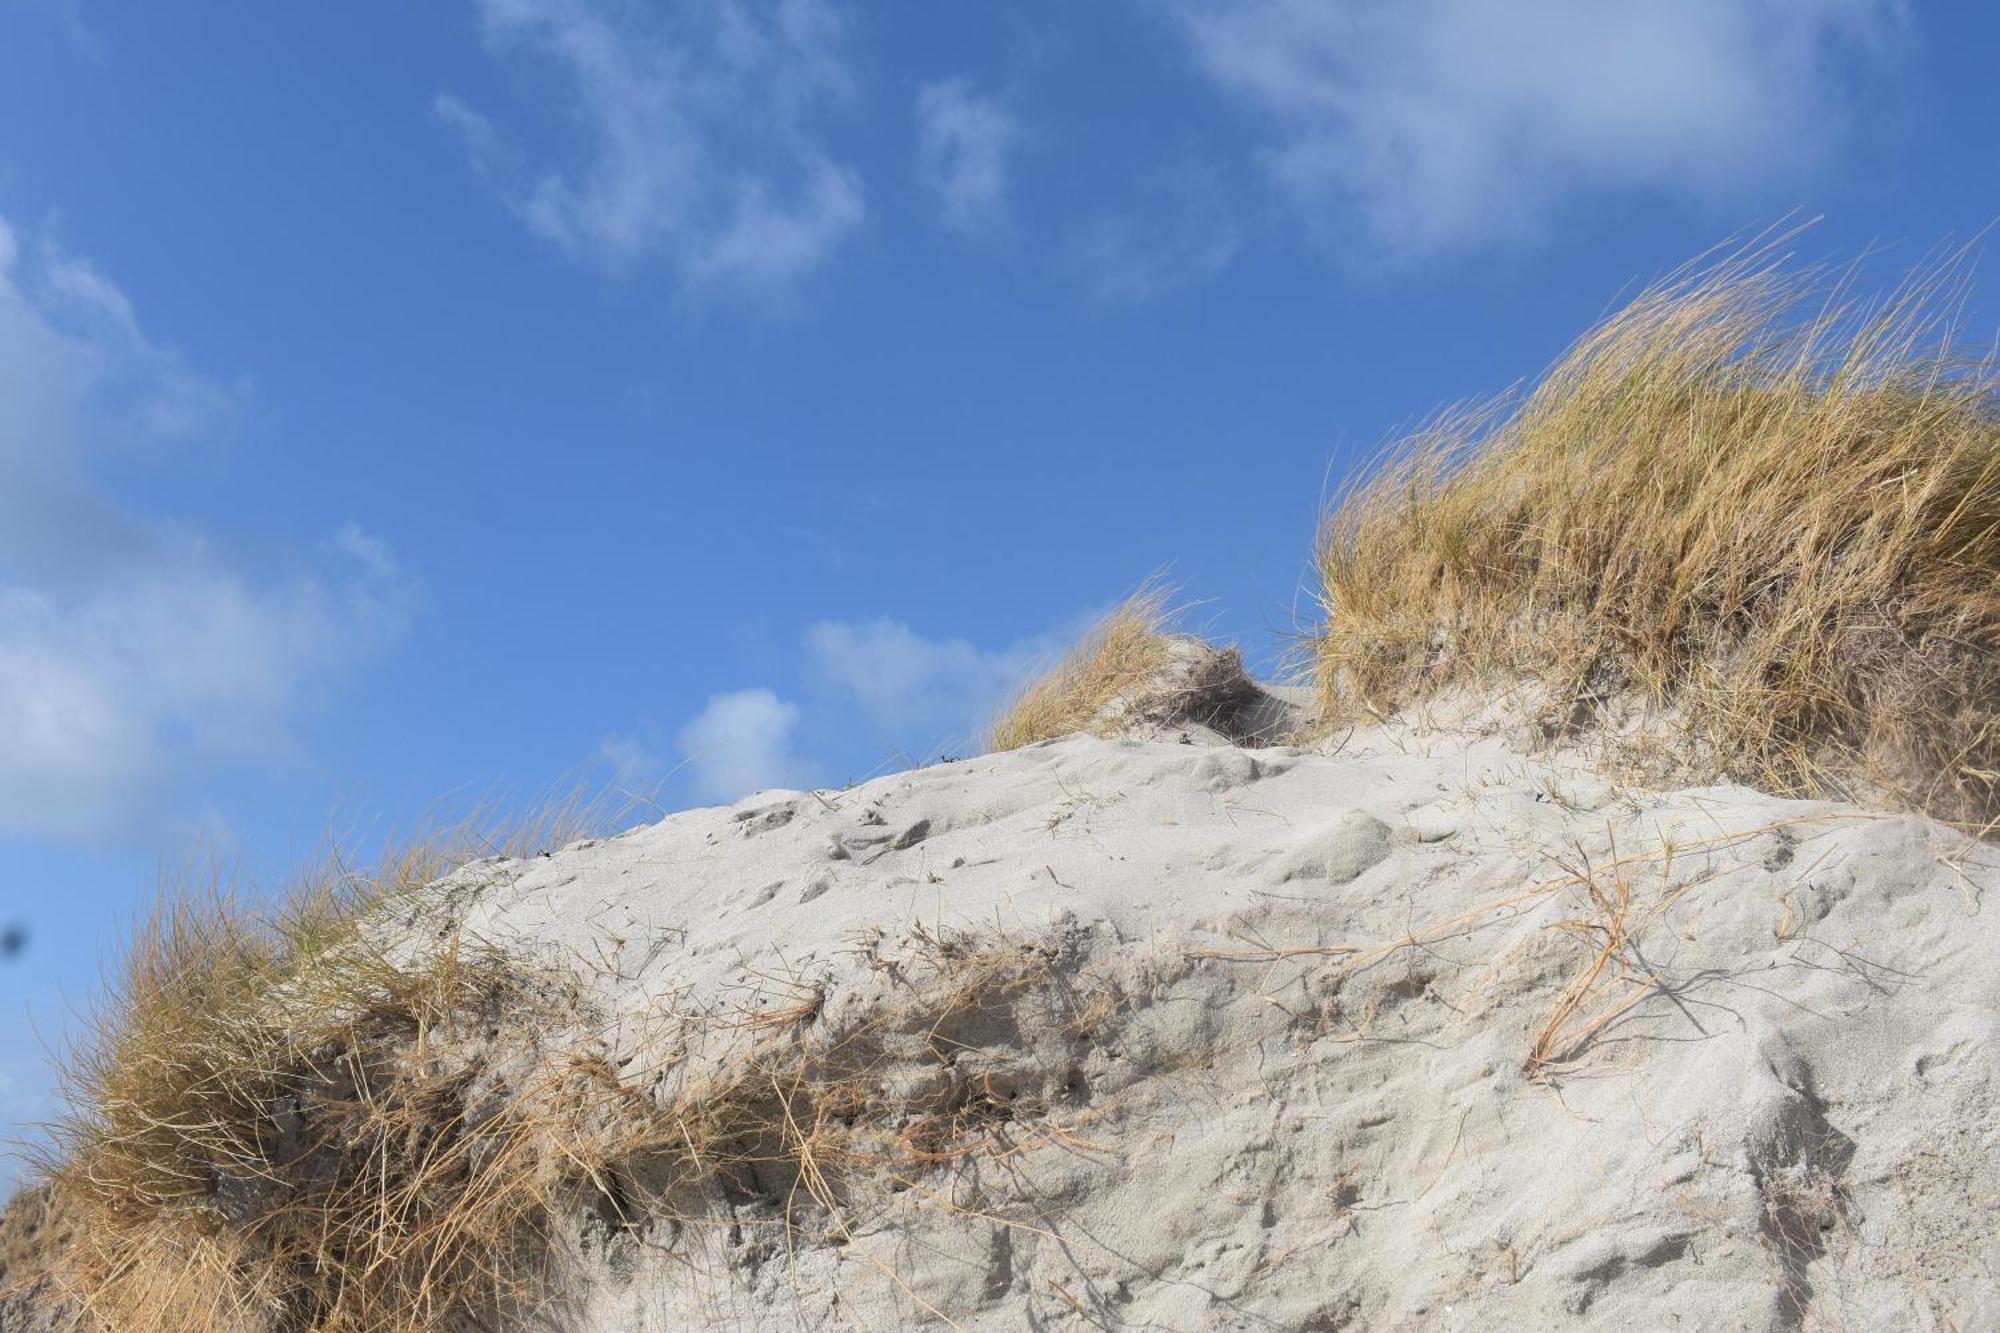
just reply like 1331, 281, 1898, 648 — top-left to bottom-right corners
1163, 0, 1909, 254
439, 0, 865, 286
675, 688, 816, 802
915, 78, 1022, 235
1070, 159, 1242, 302
805, 616, 1061, 759
596, 732, 664, 789
620, 610, 1093, 809
0, 217, 415, 841
10, 0, 97, 57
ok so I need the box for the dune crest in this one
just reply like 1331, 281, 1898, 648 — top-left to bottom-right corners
12, 684, 1995, 1330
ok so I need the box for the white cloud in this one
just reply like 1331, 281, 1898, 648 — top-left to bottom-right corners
596, 732, 663, 789
1071, 159, 1241, 302
676, 688, 813, 802
0, 217, 415, 841
1164, 0, 1908, 254
0, 218, 238, 580
915, 79, 1021, 234
610, 619, 1063, 811
806, 617, 1060, 757
0, 545, 412, 839
440, 0, 865, 285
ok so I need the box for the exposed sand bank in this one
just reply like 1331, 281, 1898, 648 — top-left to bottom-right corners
8, 661, 1998, 1331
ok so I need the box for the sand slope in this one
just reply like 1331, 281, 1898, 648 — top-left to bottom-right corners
359, 715, 2000, 1332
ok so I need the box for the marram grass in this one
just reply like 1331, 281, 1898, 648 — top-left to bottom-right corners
6, 808, 1117, 1333
1313, 236, 2000, 830
987, 584, 1175, 751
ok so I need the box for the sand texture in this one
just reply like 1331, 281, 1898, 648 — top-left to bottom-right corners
327, 715, 2000, 1331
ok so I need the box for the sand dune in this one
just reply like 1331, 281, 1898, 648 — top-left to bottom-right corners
484, 711, 1996, 1328
8, 661, 2000, 1330
9, 237, 1996, 1330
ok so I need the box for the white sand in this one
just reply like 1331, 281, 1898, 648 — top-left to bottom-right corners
403, 697, 2000, 1331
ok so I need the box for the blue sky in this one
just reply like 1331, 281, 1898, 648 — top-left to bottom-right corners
0, 0, 1994, 1176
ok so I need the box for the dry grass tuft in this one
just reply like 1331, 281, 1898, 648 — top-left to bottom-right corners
1313, 233, 2000, 829
9, 808, 1118, 1333
988, 585, 1177, 751
25, 808, 619, 1333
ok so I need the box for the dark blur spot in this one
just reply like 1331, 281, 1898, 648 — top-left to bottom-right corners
0, 921, 26, 960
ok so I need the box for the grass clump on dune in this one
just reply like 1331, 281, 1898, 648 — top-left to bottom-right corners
988, 585, 1176, 751
8, 804, 1125, 1332
1314, 235, 2000, 829
22, 813, 615, 1333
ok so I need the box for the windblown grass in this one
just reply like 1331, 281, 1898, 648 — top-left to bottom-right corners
1314, 235, 2000, 829
24, 807, 614, 1332
10, 804, 1117, 1333
988, 585, 1176, 751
